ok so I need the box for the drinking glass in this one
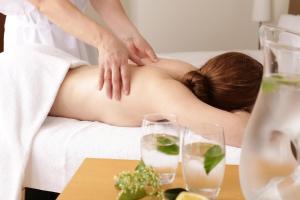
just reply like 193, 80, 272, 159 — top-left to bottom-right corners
141, 113, 181, 185
182, 123, 225, 200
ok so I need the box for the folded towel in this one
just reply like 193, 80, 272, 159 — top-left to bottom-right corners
0, 44, 87, 199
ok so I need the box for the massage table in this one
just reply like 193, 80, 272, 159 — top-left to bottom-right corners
23, 50, 263, 193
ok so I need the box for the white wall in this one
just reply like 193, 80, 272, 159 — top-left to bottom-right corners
126, 0, 258, 53
86, 0, 289, 53
272, 0, 290, 23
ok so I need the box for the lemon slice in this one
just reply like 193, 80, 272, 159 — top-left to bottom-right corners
176, 192, 209, 200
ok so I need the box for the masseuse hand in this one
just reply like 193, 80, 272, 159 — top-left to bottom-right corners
98, 33, 158, 101
120, 33, 158, 66
98, 34, 130, 101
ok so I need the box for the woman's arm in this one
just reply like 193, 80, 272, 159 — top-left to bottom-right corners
151, 77, 248, 147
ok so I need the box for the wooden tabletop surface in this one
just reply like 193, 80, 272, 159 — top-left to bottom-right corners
57, 158, 244, 200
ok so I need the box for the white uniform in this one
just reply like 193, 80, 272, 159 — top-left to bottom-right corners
0, 0, 98, 64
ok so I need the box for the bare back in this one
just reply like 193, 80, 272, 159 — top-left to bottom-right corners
50, 64, 177, 126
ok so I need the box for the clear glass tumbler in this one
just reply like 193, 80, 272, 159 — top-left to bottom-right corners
182, 124, 225, 200
141, 113, 181, 185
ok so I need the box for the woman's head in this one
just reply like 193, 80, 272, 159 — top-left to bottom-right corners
183, 52, 263, 112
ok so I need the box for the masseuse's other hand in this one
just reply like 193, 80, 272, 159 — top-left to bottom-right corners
120, 34, 158, 66
98, 34, 130, 101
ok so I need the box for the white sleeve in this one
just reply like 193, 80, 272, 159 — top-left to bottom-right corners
0, 0, 35, 15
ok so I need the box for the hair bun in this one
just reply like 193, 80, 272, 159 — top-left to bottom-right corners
183, 70, 212, 104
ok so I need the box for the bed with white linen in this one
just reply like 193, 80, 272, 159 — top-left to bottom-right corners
23, 50, 263, 193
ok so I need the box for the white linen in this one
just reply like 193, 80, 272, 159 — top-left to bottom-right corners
2, 0, 98, 64
278, 14, 300, 48
23, 50, 262, 193
278, 14, 300, 33
24, 117, 241, 193
0, 45, 87, 200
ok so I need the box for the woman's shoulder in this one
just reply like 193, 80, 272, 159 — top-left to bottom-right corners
130, 64, 172, 81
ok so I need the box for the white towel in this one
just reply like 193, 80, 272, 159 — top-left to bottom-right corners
0, 44, 87, 199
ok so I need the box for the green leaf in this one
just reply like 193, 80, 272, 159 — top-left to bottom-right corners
164, 188, 187, 200
277, 77, 300, 86
204, 145, 225, 175
156, 135, 177, 145
262, 77, 279, 93
156, 135, 179, 155
157, 144, 179, 155
262, 74, 300, 93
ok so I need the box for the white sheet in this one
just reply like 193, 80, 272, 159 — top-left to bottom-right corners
0, 45, 87, 199
24, 49, 262, 193
24, 117, 241, 193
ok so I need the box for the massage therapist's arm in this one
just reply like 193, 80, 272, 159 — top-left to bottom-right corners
90, 0, 157, 64
29, 0, 132, 100
29, 0, 111, 50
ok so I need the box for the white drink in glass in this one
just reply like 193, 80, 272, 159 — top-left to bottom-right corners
182, 124, 225, 200
182, 142, 225, 200
141, 133, 180, 184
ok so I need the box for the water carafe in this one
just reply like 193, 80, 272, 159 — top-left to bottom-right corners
240, 25, 300, 200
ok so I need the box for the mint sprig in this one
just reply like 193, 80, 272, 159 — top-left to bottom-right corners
204, 145, 225, 175
262, 74, 300, 93
262, 76, 279, 93
156, 135, 179, 155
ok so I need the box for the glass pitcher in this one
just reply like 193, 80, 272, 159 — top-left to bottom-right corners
240, 25, 300, 200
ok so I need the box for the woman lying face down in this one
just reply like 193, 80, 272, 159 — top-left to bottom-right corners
50, 52, 263, 147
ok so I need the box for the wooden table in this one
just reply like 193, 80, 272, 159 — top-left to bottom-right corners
57, 158, 244, 200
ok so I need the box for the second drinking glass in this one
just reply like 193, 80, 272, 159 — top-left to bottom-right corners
141, 113, 181, 185
182, 123, 225, 200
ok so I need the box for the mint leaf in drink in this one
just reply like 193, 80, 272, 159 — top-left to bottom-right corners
204, 145, 225, 175
156, 135, 177, 145
277, 76, 300, 86
262, 74, 300, 93
262, 77, 279, 93
156, 135, 179, 155
157, 144, 179, 155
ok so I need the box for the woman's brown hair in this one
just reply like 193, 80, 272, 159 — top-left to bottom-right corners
183, 52, 263, 112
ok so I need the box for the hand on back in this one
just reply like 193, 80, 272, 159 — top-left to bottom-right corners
98, 33, 158, 100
